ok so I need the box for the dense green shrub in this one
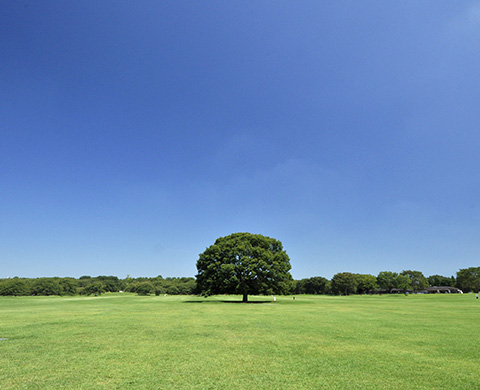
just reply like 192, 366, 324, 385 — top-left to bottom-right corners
0, 278, 30, 296
134, 282, 153, 295
80, 282, 105, 296
31, 279, 63, 296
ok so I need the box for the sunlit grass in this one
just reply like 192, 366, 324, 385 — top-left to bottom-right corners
1, 294, 479, 389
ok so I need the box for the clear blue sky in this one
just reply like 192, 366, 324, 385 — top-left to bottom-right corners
1, 1, 479, 280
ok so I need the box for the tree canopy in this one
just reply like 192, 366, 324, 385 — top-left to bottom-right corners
195, 232, 293, 302
456, 267, 480, 293
401, 270, 428, 292
427, 274, 455, 287
377, 271, 411, 292
294, 276, 331, 295
331, 272, 359, 295
330, 273, 378, 295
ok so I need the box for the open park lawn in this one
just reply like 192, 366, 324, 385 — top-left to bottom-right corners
1, 293, 479, 389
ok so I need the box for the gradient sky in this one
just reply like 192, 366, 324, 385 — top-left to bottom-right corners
1, 1, 479, 280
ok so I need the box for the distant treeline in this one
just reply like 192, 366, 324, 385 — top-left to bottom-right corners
294, 268, 479, 295
0, 275, 195, 297
1, 267, 479, 296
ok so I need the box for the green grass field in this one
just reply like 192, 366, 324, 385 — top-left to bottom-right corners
1, 294, 479, 389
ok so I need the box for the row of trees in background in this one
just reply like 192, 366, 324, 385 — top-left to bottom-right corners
0, 275, 196, 297
1, 267, 479, 297
294, 269, 476, 295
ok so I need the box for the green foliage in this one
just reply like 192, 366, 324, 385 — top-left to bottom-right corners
376, 271, 397, 290
331, 272, 359, 295
401, 270, 428, 292
31, 278, 63, 296
0, 266, 474, 299
456, 267, 480, 292
377, 271, 411, 292
314, 273, 378, 296
96, 276, 123, 292
355, 274, 378, 294
0, 278, 30, 296
161, 277, 196, 294
78, 275, 126, 294
294, 276, 330, 294
78, 277, 93, 288
135, 282, 154, 296
57, 278, 78, 295
124, 276, 196, 295
80, 282, 105, 296
196, 232, 293, 301
428, 274, 455, 287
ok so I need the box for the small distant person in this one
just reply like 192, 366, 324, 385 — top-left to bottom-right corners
293, 296, 295, 301
476, 294, 478, 300
273, 296, 276, 302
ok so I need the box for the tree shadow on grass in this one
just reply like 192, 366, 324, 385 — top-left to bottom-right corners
183, 300, 272, 304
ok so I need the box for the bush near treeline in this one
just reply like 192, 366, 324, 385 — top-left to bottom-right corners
0, 267, 478, 296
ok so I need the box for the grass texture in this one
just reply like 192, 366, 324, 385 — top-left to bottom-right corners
1, 293, 479, 389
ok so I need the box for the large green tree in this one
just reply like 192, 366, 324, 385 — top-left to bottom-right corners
428, 274, 455, 287
330, 273, 377, 295
295, 276, 330, 295
331, 272, 359, 295
355, 274, 378, 294
377, 271, 411, 292
456, 267, 480, 293
401, 270, 428, 292
196, 233, 293, 302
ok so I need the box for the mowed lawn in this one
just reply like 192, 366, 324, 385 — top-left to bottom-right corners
1, 294, 479, 389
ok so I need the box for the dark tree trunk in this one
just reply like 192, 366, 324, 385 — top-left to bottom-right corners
242, 294, 248, 302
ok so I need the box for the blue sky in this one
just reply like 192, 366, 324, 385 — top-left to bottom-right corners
1, 1, 479, 280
